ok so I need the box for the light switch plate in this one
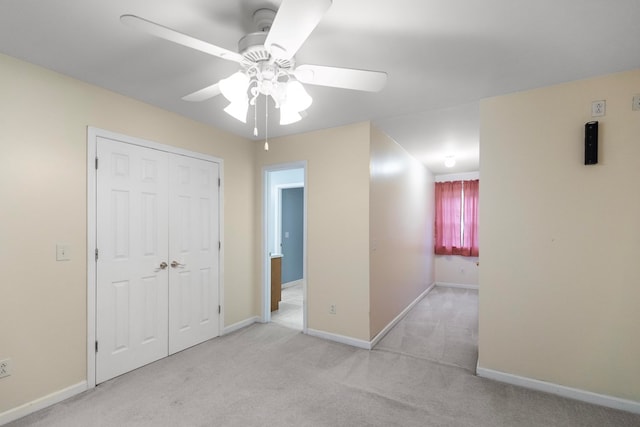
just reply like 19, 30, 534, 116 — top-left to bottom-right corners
632, 95, 640, 111
56, 244, 71, 261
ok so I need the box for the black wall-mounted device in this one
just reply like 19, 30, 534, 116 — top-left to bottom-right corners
584, 121, 598, 165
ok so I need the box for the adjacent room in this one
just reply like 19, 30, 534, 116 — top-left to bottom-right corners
1, 0, 639, 425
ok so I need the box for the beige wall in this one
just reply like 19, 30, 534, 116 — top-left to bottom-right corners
479, 69, 640, 401
255, 123, 371, 341
0, 53, 257, 412
369, 126, 435, 338
435, 256, 479, 286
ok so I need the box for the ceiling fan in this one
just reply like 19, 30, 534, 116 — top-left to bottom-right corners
120, 0, 387, 140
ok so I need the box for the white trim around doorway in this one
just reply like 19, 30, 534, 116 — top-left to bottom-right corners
262, 162, 308, 332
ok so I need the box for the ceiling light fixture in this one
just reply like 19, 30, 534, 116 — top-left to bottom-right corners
121, 2, 388, 152
220, 61, 313, 126
223, 99, 249, 123
279, 104, 302, 125
444, 155, 456, 168
220, 62, 313, 150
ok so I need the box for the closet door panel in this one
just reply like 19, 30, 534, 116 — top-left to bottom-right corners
96, 137, 169, 384
168, 155, 220, 354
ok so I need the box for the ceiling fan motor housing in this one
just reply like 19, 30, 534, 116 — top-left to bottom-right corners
239, 32, 294, 70
238, 9, 295, 70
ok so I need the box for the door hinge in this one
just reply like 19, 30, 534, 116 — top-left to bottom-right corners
218, 305, 221, 314
95, 157, 98, 169
218, 178, 221, 187
95, 248, 99, 261
218, 241, 221, 250
95, 341, 98, 353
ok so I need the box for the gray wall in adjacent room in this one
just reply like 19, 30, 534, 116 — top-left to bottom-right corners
281, 187, 304, 284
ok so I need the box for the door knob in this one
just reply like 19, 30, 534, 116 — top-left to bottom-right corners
159, 261, 168, 270
171, 261, 185, 268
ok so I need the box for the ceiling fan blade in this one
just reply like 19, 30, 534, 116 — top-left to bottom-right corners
121, 14, 244, 64
182, 83, 221, 102
265, 0, 332, 61
295, 64, 388, 92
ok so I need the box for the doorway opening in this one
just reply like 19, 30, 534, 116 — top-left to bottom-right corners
263, 163, 306, 331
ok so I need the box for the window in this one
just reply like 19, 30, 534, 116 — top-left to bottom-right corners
434, 179, 479, 256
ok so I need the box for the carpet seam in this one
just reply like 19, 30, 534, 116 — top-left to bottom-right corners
372, 346, 478, 375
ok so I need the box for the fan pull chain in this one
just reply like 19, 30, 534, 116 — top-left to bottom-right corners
253, 99, 258, 137
264, 94, 269, 151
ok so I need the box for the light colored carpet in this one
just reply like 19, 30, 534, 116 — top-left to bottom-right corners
377, 286, 478, 372
8, 287, 639, 426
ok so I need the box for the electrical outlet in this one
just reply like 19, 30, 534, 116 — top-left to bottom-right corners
592, 100, 606, 117
633, 95, 640, 111
0, 359, 11, 379
329, 304, 336, 315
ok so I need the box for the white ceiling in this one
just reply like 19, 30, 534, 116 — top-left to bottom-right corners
1, 0, 639, 174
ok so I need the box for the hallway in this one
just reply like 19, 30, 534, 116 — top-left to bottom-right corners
377, 286, 478, 372
271, 283, 303, 330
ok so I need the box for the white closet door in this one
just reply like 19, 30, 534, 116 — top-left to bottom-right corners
168, 154, 220, 354
96, 138, 169, 383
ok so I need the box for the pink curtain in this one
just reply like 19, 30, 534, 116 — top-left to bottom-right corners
461, 180, 479, 257
434, 181, 462, 255
434, 180, 479, 257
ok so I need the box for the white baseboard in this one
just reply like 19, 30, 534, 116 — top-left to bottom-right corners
306, 328, 371, 350
477, 366, 640, 415
222, 316, 259, 335
435, 282, 479, 290
0, 381, 87, 425
306, 283, 438, 351
370, 283, 436, 348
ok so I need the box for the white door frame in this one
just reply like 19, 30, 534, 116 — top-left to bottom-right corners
86, 127, 224, 389
262, 162, 307, 331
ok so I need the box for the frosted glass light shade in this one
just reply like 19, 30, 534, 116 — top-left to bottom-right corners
219, 71, 249, 103
273, 83, 288, 108
280, 104, 302, 125
224, 100, 248, 123
285, 79, 312, 112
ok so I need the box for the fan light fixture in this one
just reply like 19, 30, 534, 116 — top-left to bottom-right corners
219, 64, 312, 127
279, 104, 302, 125
120, 0, 388, 152
220, 71, 250, 103
223, 99, 249, 123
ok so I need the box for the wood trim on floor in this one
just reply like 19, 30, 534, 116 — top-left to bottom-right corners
476, 366, 640, 415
